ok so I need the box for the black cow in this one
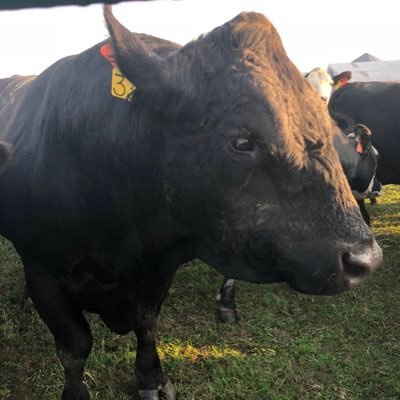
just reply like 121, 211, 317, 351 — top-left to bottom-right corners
217, 123, 381, 323
334, 124, 381, 226
329, 81, 400, 185
305, 68, 382, 224
0, 7, 382, 400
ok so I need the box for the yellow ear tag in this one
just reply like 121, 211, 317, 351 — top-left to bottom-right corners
100, 43, 136, 102
111, 67, 135, 102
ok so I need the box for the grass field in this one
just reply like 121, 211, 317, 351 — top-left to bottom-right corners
1, 187, 400, 400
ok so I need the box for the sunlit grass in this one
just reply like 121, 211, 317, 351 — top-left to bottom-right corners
158, 342, 244, 362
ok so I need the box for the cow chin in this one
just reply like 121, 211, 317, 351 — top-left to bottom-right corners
287, 271, 353, 296
200, 252, 360, 295
225, 256, 355, 296
195, 242, 282, 284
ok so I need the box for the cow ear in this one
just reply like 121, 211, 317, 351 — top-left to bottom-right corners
103, 5, 164, 92
353, 124, 372, 155
332, 70, 352, 89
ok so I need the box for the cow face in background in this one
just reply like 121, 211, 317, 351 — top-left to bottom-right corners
306, 67, 352, 103
306, 69, 380, 213
105, 8, 381, 295
328, 81, 400, 186
305, 67, 333, 103
344, 124, 381, 200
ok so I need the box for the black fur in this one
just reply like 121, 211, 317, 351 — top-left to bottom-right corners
0, 9, 381, 400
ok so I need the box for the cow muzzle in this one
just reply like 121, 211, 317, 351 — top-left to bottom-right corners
341, 238, 382, 288
288, 237, 382, 295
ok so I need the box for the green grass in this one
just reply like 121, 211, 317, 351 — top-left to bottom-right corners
1, 187, 400, 399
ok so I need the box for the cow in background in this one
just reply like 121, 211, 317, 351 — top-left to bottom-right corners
329, 81, 400, 185
305, 67, 351, 103
305, 68, 381, 220
330, 123, 380, 224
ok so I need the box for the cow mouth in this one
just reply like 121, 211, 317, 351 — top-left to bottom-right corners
246, 236, 381, 296
287, 276, 350, 296
285, 240, 381, 296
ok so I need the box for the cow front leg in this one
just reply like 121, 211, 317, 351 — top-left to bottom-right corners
25, 264, 92, 400
133, 240, 193, 399
216, 278, 239, 323
134, 308, 176, 400
134, 269, 179, 400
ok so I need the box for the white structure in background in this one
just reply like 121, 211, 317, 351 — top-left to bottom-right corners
327, 53, 400, 82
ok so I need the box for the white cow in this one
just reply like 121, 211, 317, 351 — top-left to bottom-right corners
305, 67, 352, 103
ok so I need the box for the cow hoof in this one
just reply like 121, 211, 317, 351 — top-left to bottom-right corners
217, 305, 239, 323
79, 383, 90, 400
79, 389, 90, 400
62, 382, 90, 400
138, 378, 176, 400
160, 378, 176, 400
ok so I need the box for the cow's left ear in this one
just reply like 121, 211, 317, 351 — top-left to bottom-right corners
103, 5, 165, 93
353, 124, 372, 155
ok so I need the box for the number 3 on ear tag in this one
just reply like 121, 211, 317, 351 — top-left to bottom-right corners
111, 67, 136, 101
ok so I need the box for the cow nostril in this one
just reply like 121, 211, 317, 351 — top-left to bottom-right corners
341, 238, 382, 286
342, 252, 369, 282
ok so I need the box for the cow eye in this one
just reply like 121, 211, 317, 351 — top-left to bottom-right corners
231, 137, 254, 152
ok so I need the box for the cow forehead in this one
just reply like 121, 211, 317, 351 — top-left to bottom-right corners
167, 15, 338, 171
306, 67, 333, 84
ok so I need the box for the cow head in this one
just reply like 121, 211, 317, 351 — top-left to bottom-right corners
104, 7, 381, 295
305, 67, 333, 103
329, 105, 382, 202
306, 68, 352, 103
337, 124, 381, 200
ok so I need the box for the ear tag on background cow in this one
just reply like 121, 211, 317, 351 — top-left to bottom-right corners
100, 43, 136, 102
